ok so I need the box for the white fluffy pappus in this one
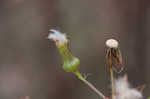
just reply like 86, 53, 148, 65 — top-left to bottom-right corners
48, 29, 68, 46
114, 75, 143, 99
106, 39, 119, 48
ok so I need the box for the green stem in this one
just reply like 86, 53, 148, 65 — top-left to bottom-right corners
110, 68, 115, 99
73, 71, 107, 99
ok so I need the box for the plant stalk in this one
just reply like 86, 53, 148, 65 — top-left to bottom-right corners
74, 71, 108, 99
110, 68, 115, 99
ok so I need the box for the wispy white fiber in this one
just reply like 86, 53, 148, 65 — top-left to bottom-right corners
114, 75, 143, 99
48, 29, 68, 46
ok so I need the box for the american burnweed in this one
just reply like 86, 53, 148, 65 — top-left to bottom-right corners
48, 29, 143, 99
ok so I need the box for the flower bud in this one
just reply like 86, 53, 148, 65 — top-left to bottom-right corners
48, 29, 80, 72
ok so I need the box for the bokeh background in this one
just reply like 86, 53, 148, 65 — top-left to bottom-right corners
0, 0, 150, 99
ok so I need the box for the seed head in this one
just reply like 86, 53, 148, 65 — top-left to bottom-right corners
106, 39, 119, 48
105, 39, 123, 73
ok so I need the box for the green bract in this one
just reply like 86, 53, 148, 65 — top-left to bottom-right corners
57, 43, 80, 72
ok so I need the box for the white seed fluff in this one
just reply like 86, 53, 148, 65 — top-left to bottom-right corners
106, 39, 119, 48
48, 29, 68, 46
114, 75, 143, 99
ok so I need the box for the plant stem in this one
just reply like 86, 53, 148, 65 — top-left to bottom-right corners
73, 71, 107, 99
110, 68, 115, 99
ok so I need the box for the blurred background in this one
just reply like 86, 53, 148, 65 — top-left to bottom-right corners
0, 0, 150, 99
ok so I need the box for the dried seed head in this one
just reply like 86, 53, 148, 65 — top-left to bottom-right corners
106, 39, 123, 73
106, 39, 119, 48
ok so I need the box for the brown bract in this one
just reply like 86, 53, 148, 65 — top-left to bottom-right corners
106, 48, 123, 73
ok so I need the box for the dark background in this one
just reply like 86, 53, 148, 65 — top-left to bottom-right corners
0, 0, 150, 99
